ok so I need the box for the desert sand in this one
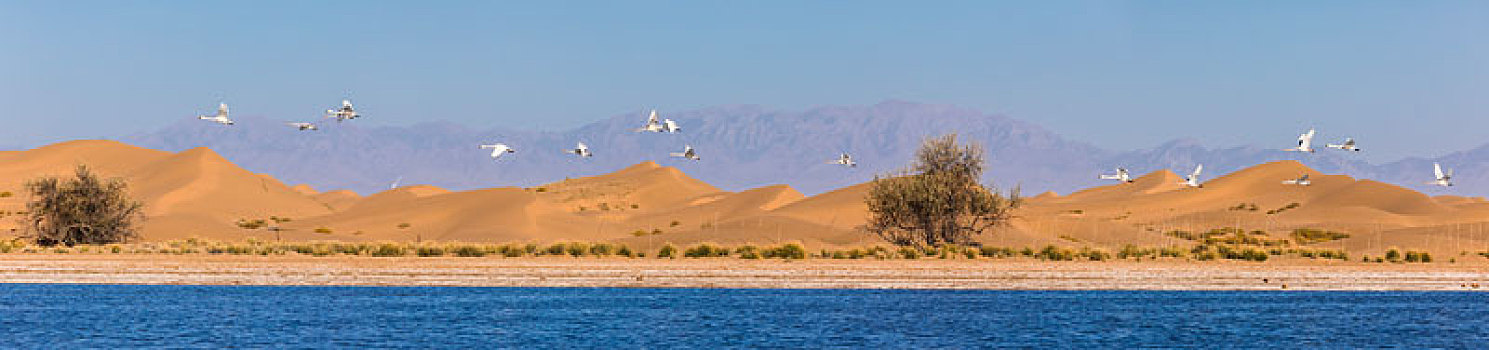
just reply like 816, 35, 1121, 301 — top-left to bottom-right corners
2, 254, 1487, 290
3, 140, 1489, 262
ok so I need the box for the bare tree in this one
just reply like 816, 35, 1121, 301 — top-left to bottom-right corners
23, 165, 143, 246
865, 134, 1020, 246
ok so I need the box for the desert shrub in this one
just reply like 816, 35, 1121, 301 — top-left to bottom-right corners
22, 165, 143, 246
684, 243, 730, 258
452, 245, 486, 257
979, 246, 1017, 258
589, 243, 615, 256
1036, 245, 1075, 261
736, 245, 761, 259
397, 223, 411, 229
670, 220, 681, 227
657, 244, 677, 258
764, 243, 807, 259
651, 228, 663, 235
1386, 249, 1402, 262
375, 242, 410, 257
1079, 248, 1110, 261
1291, 228, 1349, 244
617, 246, 634, 258
499, 244, 524, 257
1118, 244, 1151, 259
545, 243, 568, 256
631, 230, 649, 237
865, 134, 1021, 247
416, 245, 446, 257
1158, 246, 1186, 258
566, 242, 590, 257
0, 191, 11, 198
314, 227, 333, 234
236, 219, 267, 229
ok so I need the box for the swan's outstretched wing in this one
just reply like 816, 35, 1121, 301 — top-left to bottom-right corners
1434, 163, 1445, 180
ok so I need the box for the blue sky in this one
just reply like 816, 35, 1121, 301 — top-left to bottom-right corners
1, 1, 1486, 161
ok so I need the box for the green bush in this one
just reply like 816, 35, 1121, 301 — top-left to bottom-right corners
1386, 249, 1402, 262
1291, 228, 1349, 244
589, 243, 615, 256
416, 245, 446, 257
371, 243, 407, 257
566, 242, 590, 257
23, 165, 143, 246
765, 243, 807, 259
978, 246, 1015, 258
1037, 245, 1075, 261
499, 244, 524, 257
657, 244, 677, 258
684, 243, 730, 258
897, 246, 922, 259
736, 245, 761, 259
452, 245, 486, 257
545, 243, 568, 256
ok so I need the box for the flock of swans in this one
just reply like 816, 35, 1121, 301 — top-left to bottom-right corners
198, 103, 1451, 189
196, 102, 859, 168
1097, 127, 1453, 189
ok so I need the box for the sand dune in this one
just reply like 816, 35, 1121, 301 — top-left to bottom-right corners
5, 141, 1489, 258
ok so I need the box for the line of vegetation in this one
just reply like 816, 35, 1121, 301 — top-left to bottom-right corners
1289, 228, 1350, 245
0, 238, 1374, 263
1228, 202, 1259, 211
1265, 202, 1301, 215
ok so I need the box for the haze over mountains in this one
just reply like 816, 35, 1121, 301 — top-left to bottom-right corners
111, 100, 1483, 196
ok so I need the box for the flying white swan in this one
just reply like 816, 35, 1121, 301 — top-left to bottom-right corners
1427, 162, 1453, 187
670, 145, 700, 160
325, 99, 360, 122
828, 152, 856, 167
1326, 138, 1360, 152
1284, 128, 1316, 153
1099, 167, 1133, 183
565, 142, 592, 158
197, 103, 234, 125
1281, 174, 1311, 186
286, 122, 318, 131
479, 143, 515, 160
1180, 164, 1204, 188
634, 110, 680, 133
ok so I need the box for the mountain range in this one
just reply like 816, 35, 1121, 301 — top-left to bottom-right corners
115, 100, 1484, 197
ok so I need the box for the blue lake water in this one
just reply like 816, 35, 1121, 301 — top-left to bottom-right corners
0, 285, 1485, 348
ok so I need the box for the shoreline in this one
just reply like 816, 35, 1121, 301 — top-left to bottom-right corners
3, 255, 1488, 291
